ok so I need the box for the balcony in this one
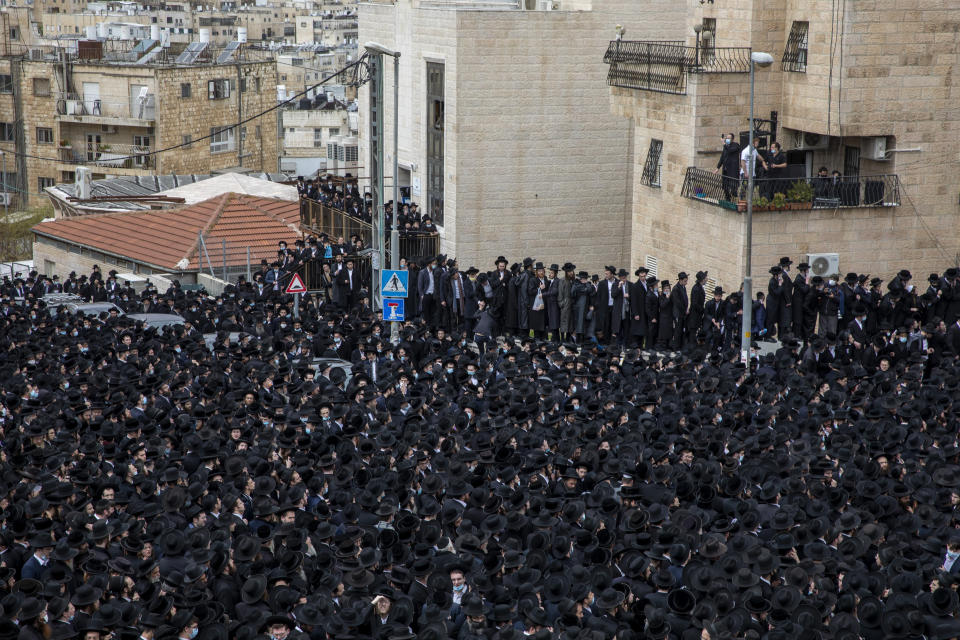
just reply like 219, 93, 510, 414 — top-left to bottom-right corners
680, 167, 901, 210
603, 40, 751, 95
59, 144, 154, 171
56, 93, 156, 127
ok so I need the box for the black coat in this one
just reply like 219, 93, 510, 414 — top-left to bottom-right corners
717, 141, 742, 177
688, 282, 705, 334
629, 281, 647, 337
543, 277, 561, 331
658, 294, 673, 343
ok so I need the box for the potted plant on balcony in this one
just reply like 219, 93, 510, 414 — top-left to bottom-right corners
59, 139, 71, 149
755, 196, 770, 211
787, 180, 814, 210
772, 192, 787, 211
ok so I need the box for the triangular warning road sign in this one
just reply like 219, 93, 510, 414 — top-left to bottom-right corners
384, 272, 406, 293
285, 273, 307, 294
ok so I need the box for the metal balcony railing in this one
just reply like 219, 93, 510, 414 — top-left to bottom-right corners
603, 40, 752, 94
56, 92, 156, 121
681, 167, 902, 210
59, 144, 154, 169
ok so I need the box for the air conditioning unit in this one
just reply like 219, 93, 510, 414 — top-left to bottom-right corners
537, 0, 554, 9
0, 193, 11, 206
807, 253, 840, 278
865, 136, 888, 161
789, 129, 829, 151
65, 99, 80, 115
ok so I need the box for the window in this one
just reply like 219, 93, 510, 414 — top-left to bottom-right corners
10, 27, 19, 40
0, 75, 11, 93
640, 139, 663, 187
782, 21, 809, 72
425, 61, 445, 225
209, 126, 235, 153
182, 134, 192, 148
239, 77, 247, 93
33, 78, 50, 96
0, 122, 13, 142
61, 171, 75, 182
345, 146, 358, 163
36, 127, 54, 144
134, 135, 150, 166
254, 77, 261, 92
207, 79, 230, 100
314, 128, 323, 148
255, 125, 261, 139
180, 82, 191, 98
328, 127, 340, 137
38, 177, 55, 191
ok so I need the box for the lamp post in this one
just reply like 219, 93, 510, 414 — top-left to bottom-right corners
693, 24, 702, 69
740, 51, 774, 365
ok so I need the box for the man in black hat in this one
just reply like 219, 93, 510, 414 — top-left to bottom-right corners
688, 271, 707, 344
629, 267, 649, 348
792, 262, 811, 340
594, 266, 618, 345
670, 272, 689, 350
418, 255, 440, 328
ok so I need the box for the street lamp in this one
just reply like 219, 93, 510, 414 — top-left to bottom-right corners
740, 50, 774, 365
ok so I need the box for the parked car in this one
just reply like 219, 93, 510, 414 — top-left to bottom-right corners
126, 313, 186, 329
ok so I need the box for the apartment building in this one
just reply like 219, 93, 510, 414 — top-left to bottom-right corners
358, 0, 681, 272
604, 0, 960, 288
0, 40, 278, 208
280, 91, 356, 176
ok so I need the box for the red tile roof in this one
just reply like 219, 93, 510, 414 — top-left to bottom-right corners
33, 194, 301, 271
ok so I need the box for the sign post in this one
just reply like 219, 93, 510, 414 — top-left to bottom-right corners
285, 272, 308, 320
380, 269, 408, 333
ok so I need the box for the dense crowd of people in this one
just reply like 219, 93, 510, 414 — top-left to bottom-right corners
3, 247, 960, 640
295, 175, 440, 236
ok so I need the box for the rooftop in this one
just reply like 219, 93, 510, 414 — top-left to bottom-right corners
47, 173, 292, 213
33, 193, 301, 271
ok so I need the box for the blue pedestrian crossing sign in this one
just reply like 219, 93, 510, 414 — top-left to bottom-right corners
384, 299, 405, 322
381, 269, 409, 298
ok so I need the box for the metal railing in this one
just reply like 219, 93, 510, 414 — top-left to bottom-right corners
59, 144, 154, 169
603, 41, 752, 94
56, 92, 156, 121
681, 167, 902, 209
300, 198, 373, 246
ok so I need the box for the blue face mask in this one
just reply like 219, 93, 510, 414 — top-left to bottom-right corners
190, 628, 198, 639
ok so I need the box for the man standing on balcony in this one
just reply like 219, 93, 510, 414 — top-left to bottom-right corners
740, 137, 768, 198
713, 133, 741, 201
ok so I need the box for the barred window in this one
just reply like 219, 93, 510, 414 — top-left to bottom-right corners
782, 21, 809, 72
640, 139, 663, 188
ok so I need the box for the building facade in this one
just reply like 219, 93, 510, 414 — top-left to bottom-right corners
357, 0, 684, 273
605, 0, 960, 288
0, 44, 278, 208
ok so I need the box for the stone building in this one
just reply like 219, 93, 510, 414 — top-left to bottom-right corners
604, 0, 960, 289
280, 93, 357, 177
357, 0, 684, 273
0, 43, 278, 208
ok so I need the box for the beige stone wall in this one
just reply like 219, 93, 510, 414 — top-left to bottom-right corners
20, 60, 60, 207
154, 61, 279, 175
357, 0, 686, 273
